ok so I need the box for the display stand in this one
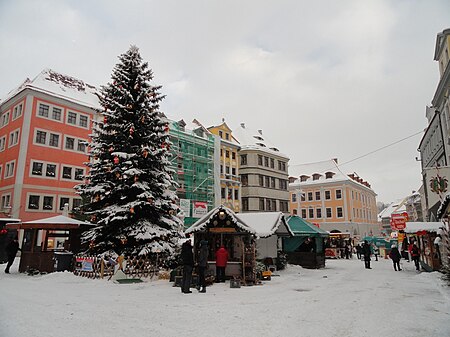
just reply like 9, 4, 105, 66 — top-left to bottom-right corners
242, 242, 256, 285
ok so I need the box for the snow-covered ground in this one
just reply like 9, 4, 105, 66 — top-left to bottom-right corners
1, 257, 449, 337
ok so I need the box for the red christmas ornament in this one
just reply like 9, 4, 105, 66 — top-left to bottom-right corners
114, 156, 119, 164
129, 127, 134, 135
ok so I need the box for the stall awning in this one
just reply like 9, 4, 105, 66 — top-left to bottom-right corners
6, 215, 93, 230
285, 216, 330, 237
237, 212, 293, 238
404, 222, 444, 234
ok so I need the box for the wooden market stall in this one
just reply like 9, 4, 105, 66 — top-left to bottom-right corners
185, 205, 258, 285
405, 221, 444, 272
6, 215, 93, 273
283, 216, 329, 268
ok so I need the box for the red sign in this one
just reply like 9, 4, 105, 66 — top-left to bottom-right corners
390, 212, 408, 230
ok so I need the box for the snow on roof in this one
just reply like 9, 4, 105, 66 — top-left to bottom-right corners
1, 69, 100, 110
377, 199, 406, 220
22, 215, 92, 226
185, 206, 256, 235
404, 222, 444, 233
237, 212, 293, 238
233, 123, 288, 159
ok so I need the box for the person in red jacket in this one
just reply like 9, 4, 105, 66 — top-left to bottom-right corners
215, 245, 228, 283
410, 243, 421, 271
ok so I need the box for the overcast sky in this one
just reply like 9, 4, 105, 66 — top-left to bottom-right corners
0, 0, 449, 204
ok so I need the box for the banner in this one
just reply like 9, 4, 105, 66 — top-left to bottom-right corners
390, 212, 408, 231
75, 257, 94, 272
179, 199, 191, 217
193, 201, 208, 218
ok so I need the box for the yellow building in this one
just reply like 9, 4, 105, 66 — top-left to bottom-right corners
207, 121, 241, 212
289, 159, 379, 238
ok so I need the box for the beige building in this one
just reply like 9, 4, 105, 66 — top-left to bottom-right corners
233, 123, 290, 213
207, 121, 241, 212
289, 159, 379, 237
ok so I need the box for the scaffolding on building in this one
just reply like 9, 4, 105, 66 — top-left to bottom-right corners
168, 120, 216, 227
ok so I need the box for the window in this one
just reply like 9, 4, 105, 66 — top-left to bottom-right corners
13, 103, 23, 120
0, 136, 5, 151
46, 164, 57, 177
292, 193, 297, 202
59, 197, 70, 210
337, 207, 343, 218
38, 104, 49, 117
234, 189, 239, 200
231, 167, 236, 175
325, 190, 331, 200
219, 130, 223, 138
28, 195, 40, 209
5, 161, 15, 178
307, 192, 313, 201
79, 115, 88, 127
72, 198, 82, 210
315, 191, 321, 200
266, 199, 272, 211
325, 172, 334, 179
220, 165, 223, 174
308, 208, 314, 218
258, 155, 263, 165
270, 158, 274, 168
52, 107, 62, 121
312, 173, 321, 181
293, 209, 298, 215
8, 129, 20, 147
259, 198, 265, 211
241, 174, 248, 186
1, 111, 10, 127
65, 137, 75, 150
225, 166, 230, 174
77, 141, 86, 152
336, 189, 342, 199
1, 194, 11, 209
49, 134, 60, 147
279, 179, 287, 190
280, 201, 288, 212
259, 175, 264, 186
62, 167, 72, 179
221, 188, 226, 199
300, 175, 309, 182
36, 130, 47, 144
225, 133, 229, 140
300, 193, 305, 201
67, 112, 77, 125
316, 208, 322, 218
264, 157, 269, 167
242, 198, 249, 211
241, 155, 247, 165
265, 176, 270, 187
278, 161, 286, 171
74, 168, 84, 180
43, 196, 54, 210
326, 208, 332, 218
232, 152, 236, 160
301, 209, 307, 218
32, 162, 43, 176
226, 150, 229, 158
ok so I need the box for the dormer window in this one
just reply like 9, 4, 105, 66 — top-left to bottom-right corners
325, 172, 335, 179
253, 135, 264, 141
300, 175, 309, 182
256, 142, 266, 147
312, 173, 321, 181
269, 147, 279, 152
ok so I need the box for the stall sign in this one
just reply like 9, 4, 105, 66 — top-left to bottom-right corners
209, 227, 236, 233
390, 212, 408, 230
193, 201, 208, 218
75, 257, 94, 272
179, 199, 191, 217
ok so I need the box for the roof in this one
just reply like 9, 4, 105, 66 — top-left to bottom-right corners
6, 215, 93, 229
404, 222, 444, 234
232, 123, 288, 159
237, 212, 293, 238
285, 216, 329, 237
377, 199, 407, 221
1, 69, 100, 110
185, 205, 256, 235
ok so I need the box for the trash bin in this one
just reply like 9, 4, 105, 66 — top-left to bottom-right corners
54, 251, 74, 271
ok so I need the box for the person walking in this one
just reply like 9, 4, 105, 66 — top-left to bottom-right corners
389, 245, 402, 271
411, 243, 421, 271
372, 244, 379, 261
356, 244, 362, 260
362, 240, 372, 269
197, 240, 208, 293
180, 239, 194, 293
4, 236, 21, 274
215, 245, 228, 282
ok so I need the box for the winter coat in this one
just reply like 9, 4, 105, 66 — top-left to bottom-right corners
181, 241, 194, 266
215, 247, 228, 267
389, 247, 401, 262
198, 241, 208, 268
362, 243, 371, 260
411, 246, 420, 260
5, 240, 20, 259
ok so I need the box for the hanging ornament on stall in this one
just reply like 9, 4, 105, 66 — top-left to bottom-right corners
129, 126, 135, 136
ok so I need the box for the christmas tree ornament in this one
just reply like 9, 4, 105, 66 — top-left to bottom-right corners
114, 156, 119, 164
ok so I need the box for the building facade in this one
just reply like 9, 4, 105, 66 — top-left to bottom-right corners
233, 123, 290, 213
0, 69, 99, 222
288, 159, 379, 237
207, 121, 241, 213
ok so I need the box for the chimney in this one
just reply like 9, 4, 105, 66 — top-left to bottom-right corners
258, 129, 263, 135
222, 118, 225, 122
240, 123, 245, 128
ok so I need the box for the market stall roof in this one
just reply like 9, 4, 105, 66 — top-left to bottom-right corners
6, 215, 93, 230
185, 205, 256, 235
285, 216, 329, 237
237, 212, 293, 238
404, 222, 444, 234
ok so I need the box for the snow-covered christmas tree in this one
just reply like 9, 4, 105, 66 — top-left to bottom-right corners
76, 46, 183, 259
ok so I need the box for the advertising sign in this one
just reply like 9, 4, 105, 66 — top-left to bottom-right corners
75, 257, 94, 272
193, 201, 208, 218
390, 212, 408, 231
179, 199, 191, 217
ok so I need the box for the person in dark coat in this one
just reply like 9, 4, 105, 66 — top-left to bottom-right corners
197, 240, 208, 293
362, 240, 371, 269
355, 244, 362, 259
5, 237, 21, 274
411, 243, 421, 271
389, 245, 402, 271
180, 239, 194, 293
215, 245, 228, 282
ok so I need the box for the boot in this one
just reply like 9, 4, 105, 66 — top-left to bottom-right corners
200, 287, 206, 293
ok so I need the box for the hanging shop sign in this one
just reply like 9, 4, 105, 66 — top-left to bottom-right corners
193, 201, 208, 218
179, 199, 191, 217
390, 212, 408, 231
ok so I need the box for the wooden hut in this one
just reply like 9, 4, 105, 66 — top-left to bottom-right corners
283, 215, 329, 268
6, 215, 93, 273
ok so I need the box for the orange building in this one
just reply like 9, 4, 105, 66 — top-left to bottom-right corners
0, 69, 99, 222
288, 159, 379, 238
